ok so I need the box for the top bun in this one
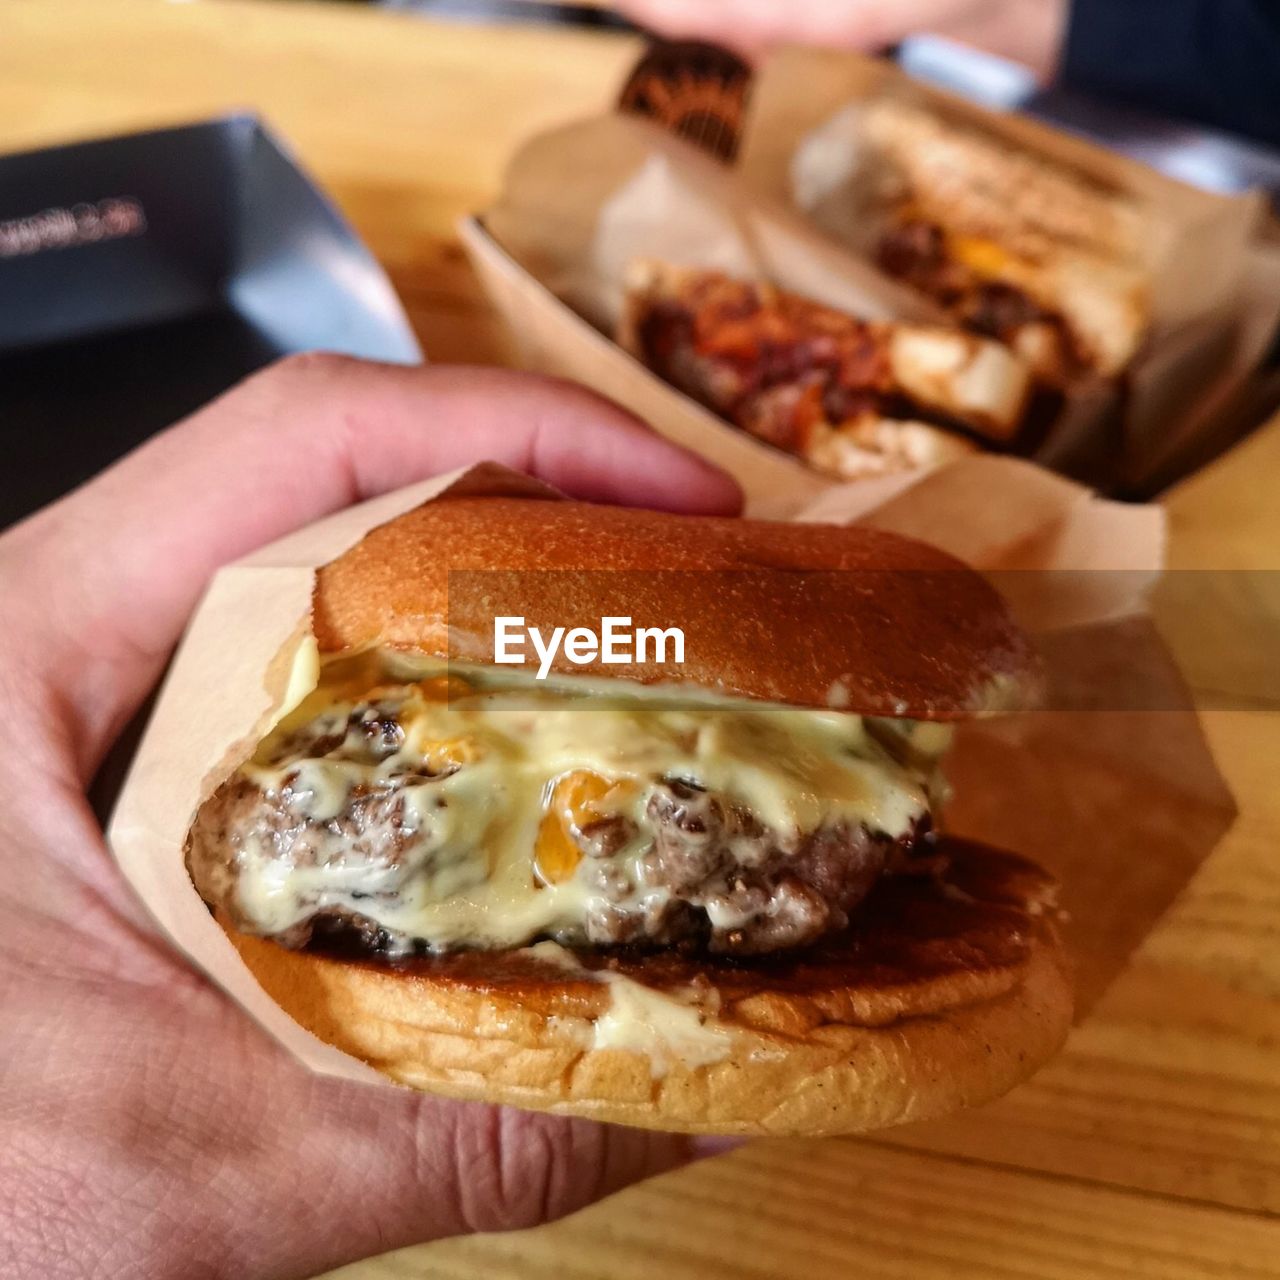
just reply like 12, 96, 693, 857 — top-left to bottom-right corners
313, 494, 1037, 721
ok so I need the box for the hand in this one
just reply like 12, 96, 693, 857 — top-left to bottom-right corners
618, 0, 1069, 80
0, 356, 742, 1280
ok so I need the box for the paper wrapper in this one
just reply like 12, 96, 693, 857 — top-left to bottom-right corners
738, 48, 1280, 493
107, 463, 561, 1086
106, 453, 1231, 1091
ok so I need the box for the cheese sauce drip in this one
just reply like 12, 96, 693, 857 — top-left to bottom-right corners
591, 973, 733, 1076
227, 654, 949, 953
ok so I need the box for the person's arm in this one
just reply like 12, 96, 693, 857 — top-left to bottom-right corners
1062, 0, 1280, 147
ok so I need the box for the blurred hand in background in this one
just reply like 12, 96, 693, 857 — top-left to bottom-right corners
614, 0, 1280, 148
0, 356, 740, 1280
616, 0, 1069, 79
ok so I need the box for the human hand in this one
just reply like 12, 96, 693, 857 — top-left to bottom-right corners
0, 356, 742, 1280
617, 0, 1069, 79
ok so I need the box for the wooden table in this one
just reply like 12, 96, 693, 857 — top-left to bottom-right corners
5, 4, 1278, 1276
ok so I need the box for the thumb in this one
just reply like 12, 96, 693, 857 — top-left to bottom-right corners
0, 355, 740, 780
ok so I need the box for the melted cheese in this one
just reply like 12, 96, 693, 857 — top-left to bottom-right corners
275, 634, 321, 727
516, 942, 732, 1076
230, 654, 946, 953
948, 232, 1025, 281
592, 973, 732, 1076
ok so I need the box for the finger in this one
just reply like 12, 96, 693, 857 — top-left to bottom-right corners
238, 1080, 720, 1277
616, 0, 890, 52
30, 355, 742, 651
2, 356, 741, 770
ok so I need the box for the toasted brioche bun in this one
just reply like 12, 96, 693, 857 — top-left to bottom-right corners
224, 840, 1070, 1136
313, 496, 1037, 720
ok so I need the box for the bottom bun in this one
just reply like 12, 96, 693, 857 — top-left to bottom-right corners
223, 840, 1071, 1136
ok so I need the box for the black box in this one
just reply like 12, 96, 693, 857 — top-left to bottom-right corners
0, 116, 421, 527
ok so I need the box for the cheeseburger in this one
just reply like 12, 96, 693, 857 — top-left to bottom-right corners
186, 494, 1071, 1135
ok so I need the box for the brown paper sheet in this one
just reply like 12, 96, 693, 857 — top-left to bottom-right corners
1123, 243, 1280, 489
487, 115, 937, 335
106, 442, 1230, 1083
809, 459, 1231, 1011
737, 48, 1280, 491
107, 463, 566, 1085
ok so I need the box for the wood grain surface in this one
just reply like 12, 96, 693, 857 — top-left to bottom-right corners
4, 4, 1277, 1276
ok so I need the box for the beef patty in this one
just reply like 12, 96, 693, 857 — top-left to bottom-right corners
186, 687, 936, 959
